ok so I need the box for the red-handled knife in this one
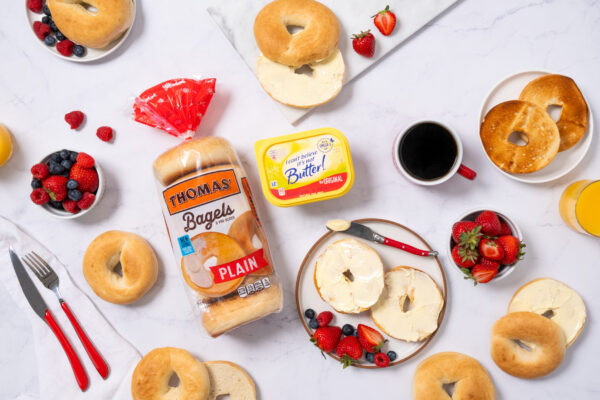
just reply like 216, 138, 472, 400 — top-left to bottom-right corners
9, 246, 88, 391
326, 220, 438, 257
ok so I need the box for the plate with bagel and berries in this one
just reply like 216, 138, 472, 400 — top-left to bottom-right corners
295, 218, 447, 369
26, 0, 136, 62
479, 70, 593, 184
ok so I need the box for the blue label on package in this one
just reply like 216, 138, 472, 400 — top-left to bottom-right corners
178, 235, 195, 256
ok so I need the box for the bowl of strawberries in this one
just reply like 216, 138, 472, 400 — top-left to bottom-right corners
448, 209, 525, 285
29, 150, 104, 218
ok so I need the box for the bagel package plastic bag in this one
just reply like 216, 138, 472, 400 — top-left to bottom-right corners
152, 135, 283, 337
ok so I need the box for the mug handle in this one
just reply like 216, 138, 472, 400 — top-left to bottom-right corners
457, 164, 477, 180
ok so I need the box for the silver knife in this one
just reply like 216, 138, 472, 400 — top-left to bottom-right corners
9, 246, 88, 391
326, 220, 438, 257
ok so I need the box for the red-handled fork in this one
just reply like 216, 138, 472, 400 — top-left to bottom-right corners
21, 251, 109, 379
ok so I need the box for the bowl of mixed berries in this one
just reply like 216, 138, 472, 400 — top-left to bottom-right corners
448, 209, 525, 285
29, 150, 104, 218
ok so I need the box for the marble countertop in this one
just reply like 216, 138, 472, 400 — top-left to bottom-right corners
1, 0, 599, 399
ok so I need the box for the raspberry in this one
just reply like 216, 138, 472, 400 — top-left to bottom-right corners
96, 126, 113, 142
76, 152, 95, 168
30, 188, 50, 205
42, 175, 68, 201
31, 163, 49, 180
317, 311, 333, 327
77, 192, 96, 210
62, 199, 80, 214
64, 111, 85, 130
33, 21, 51, 40
57, 40, 74, 57
374, 352, 390, 368
27, 0, 43, 13
70, 164, 98, 192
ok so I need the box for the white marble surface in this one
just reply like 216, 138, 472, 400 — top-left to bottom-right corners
1, 0, 599, 399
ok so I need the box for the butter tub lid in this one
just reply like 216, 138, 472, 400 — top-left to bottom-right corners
254, 127, 354, 207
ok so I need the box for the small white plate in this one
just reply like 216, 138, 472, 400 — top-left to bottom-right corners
296, 218, 447, 369
479, 70, 594, 184
25, 0, 136, 63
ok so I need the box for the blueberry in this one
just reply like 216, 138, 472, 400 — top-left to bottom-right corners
49, 200, 63, 210
50, 152, 62, 162
304, 309, 315, 319
56, 31, 66, 41
387, 351, 397, 362
48, 160, 64, 175
43, 4, 51, 16
72, 45, 86, 57
308, 318, 319, 329
60, 160, 72, 170
353, 330, 359, 337
31, 179, 42, 189
68, 189, 82, 201
66, 179, 78, 190
43, 35, 55, 46
342, 324, 354, 336
60, 149, 70, 160
69, 151, 78, 162
365, 352, 375, 363
50, 21, 58, 32
41, 16, 50, 24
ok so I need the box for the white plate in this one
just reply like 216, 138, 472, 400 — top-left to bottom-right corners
25, 0, 136, 63
479, 70, 594, 184
295, 218, 447, 369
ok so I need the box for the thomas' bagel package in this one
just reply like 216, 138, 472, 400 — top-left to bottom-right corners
153, 137, 283, 337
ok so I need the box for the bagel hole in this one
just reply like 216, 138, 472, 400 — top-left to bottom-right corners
507, 131, 529, 147
204, 256, 218, 270
112, 261, 123, 277
542, 309, 555, 319
286, 25, 305, 35
215, 395, 231, 400
342, 270, 354, 282
294, 64, 314, 78
513, 339, 532, 351
401, 295, 413, 312
547, 105, 563, 122
168, 372, 180, 387
442, 382, 456, 397
77, 1, 99, 13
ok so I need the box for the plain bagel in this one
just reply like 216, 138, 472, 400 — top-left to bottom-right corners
131, 347, 210, 400
47, 0, 134, 49
491, 311, 566, 379
254, 0, 340, 67
83, 230, 157, 304
519, 74, 588, 152
413, 352, 496, 400
206, 361, 256, 400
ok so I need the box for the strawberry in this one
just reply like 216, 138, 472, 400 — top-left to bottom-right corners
62, 199, 80, 214
336, 336, 363, 368
57, 40, 75, 57
76, 152, 95, 168
475, 210, 502, 236
452, 221, 478, 243
497, 235, 525, 265
311, 326, 342, 353
357, 324, 387, 353
499, 221, 512, 235
316, 311, 333, 327
351, 30, 375, 58
77, 192, 96, 210
33, 21, 51, 40
30, 188, 49, 205
372, 5, 396, 36
96, 126, 114, 142
70, 164, 98, 193
42, 175, 68, 201
64, 111, 85, 130
469, 262, 499, 284
31, 163, 49, 180
27, 0, 43, 13
453, 223, 482, 250
451, 245, 478, 268
478, 238, 504, 261
478, 258, 500, 269
374, 352, 390, 367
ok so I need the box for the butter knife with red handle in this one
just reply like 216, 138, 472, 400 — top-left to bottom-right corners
326, 219, 438, 257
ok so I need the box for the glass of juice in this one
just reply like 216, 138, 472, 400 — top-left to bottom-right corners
559, 180, 600, 237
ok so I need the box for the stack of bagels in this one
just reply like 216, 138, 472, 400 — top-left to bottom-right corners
490, 278, 586, 379
254, 0, 345, 108
131, 347, 256, 400
481, 74, 588, 174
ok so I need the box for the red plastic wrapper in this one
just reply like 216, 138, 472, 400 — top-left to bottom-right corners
133, 78, 216, 140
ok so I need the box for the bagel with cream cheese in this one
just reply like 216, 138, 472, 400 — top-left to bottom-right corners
314, 238, 384, 314
371, 266, 444, 342
48, 0, 134, 49
83, 230, 157, 304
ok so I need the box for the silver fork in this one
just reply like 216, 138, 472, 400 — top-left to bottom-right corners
22, 251, 109, 379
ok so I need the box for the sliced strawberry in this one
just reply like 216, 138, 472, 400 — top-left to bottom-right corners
478, 238, 504, 261
469, 263, 499, 284
357, 324, 387, 353
372, 5, 397, 36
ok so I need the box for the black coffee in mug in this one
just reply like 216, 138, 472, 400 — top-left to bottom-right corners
398, 122, 458, 181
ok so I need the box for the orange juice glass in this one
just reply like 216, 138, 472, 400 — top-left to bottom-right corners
559, 180, 600, 237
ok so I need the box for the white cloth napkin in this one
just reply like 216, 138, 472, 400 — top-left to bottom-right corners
0, 216, 140, 400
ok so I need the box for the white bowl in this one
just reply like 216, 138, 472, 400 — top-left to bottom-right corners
447, 209, 523, 283
38, 151, 105, 219
25, 0, 136, 63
